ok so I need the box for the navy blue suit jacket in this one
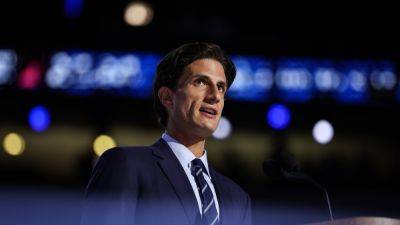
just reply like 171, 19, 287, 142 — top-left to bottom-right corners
81, 138, 252, 225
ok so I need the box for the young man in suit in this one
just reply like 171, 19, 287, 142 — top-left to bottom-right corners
81, 42, 252, 225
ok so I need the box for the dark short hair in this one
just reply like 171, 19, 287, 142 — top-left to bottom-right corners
153, 42, 236, 127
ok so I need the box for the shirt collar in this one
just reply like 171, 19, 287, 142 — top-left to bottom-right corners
162, 132, 210, 177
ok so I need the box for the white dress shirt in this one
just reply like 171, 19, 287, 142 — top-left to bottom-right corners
161, 133, 220, 217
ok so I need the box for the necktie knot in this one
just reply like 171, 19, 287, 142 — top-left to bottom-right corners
191, 158, 205, 177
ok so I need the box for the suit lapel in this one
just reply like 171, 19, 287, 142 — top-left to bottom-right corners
151, 139, 199, 225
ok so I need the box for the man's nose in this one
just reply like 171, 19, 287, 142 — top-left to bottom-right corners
205, 85, 222, 104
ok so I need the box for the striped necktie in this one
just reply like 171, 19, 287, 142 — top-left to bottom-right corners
191, 158, 219, 225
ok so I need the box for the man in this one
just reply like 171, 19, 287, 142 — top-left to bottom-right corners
81, 42, 252, 225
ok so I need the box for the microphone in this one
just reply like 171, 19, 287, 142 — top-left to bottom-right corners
263, 152, 334, 222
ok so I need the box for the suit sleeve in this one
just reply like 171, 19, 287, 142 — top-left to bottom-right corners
81, 148, 138, 225
241, 193, 252, 225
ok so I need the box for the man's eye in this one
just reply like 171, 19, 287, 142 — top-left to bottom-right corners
194, 80, 206, 86
218, 86, 225, 92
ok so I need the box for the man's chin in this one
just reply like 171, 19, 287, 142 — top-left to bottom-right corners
194, 125, 217, 138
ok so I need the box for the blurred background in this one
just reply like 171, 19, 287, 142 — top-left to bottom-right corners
0, 1, 399, 224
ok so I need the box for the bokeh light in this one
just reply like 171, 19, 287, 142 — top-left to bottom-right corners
0, 49, 18, 85
64, 0, 83, 19
3, 133, 25, 156
312, 119, 334, 144
124, 2, 154, 26
212, 116, 232, 140
93, 135, 116, 156
28, 105, 51, 132
18, 61, 42, 90
266, 104, 291, 130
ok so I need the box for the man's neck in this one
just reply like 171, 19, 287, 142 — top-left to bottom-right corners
166, 128, 205, 158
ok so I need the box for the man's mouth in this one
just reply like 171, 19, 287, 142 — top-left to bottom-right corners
199, 107, 217, 117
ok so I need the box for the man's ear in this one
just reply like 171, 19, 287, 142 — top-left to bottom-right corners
158, 87, 174, 110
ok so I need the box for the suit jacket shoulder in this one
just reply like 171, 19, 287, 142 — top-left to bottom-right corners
85, 146, 153, 192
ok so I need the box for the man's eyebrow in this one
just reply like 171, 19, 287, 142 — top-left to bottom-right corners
192, 74, 210, 80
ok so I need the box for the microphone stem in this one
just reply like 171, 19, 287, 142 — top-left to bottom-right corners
304, 175, 334, 222
323, 188, 334, 222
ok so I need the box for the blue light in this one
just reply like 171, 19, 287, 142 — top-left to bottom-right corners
275, 59, 314, 102
65, 0, 83, 19
45, 51, 161, 97
0, 49, 17, 85
266, 104, 291, 130
334, 61, 370, 104
28, 106, 51, 132
228, 56, 273, 102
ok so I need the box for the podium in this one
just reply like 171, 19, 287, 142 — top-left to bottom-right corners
307, 217, 400, 225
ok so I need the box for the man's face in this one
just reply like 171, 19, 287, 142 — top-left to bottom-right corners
167, 58, 227, 138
